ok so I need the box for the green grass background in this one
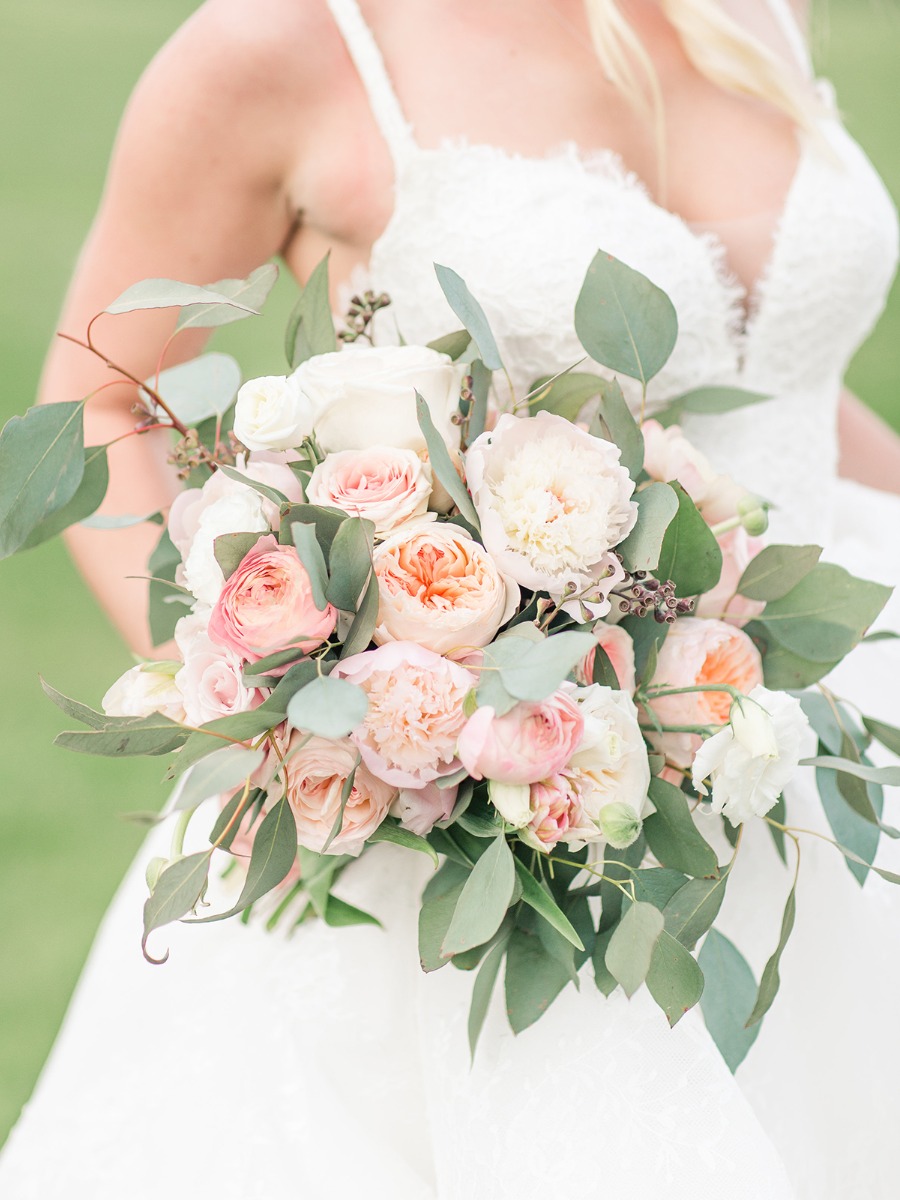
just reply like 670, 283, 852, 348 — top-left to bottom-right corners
0, 0, 898, 1148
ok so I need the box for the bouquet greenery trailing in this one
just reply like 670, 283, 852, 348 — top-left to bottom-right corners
3, 248, 899, 1069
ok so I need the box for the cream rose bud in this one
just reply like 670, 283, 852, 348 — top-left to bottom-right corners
233, 374, 322, 452
279, 731, 396, 857
332, 642, 475, 789
102, 662, 185, 722
692, 686, 809, 825
465, 411, 637, 617
174, 611, 260, 726
459, 691, 585, 787
296, 344, 463, 454
373, 522, 519, 656
306, 446, 434, 537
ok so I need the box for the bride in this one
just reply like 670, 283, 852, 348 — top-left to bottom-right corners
2, 1, 899, 1196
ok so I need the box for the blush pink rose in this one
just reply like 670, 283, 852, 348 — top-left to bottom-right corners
208, 534, 336, 663
373, 522, 519, 656
576, 621, 637, 693
458, 691, 585, 786
694, 528, 767, 627
174, 611, 262, 726
392, 781, 458, 836
279, 731, 396, 857
332, 642, 475, 789
641, 420, 748, 524
645, 617, 764, 769
520, 774, 585, 852
305, 446, 434, 537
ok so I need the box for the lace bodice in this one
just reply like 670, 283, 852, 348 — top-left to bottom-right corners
329, 0, 898, 545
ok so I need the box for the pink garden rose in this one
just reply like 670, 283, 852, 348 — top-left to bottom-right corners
305, 446, 434, 537
174, 611, 261, 726
332, 642, 475, 789
208, 534, 336, 663
576, 621, 637, 693
465, 411, 636, 617
373, 522, 519, 656
641, 420, 747, 525
280, 731, 396, 857
694, 527, 767, 627
645, 617, 764, 769
392, 781, 458, 837
520, 775, 585, 852
458, 690, 585, 786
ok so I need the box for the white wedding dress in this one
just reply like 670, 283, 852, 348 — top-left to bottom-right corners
2, 2, 899, 1197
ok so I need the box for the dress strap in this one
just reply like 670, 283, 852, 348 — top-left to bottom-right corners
325, 0, 417, 167
760, 0, 815, 79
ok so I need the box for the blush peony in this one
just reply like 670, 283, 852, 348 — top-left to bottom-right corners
373, 522, 519, 656
458, 690, 585, 788
208, 534, 336, 663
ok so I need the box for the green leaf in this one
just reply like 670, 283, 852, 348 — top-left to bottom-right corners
279, 503, 348, 556
419, 860, 470, 971
142, 852, 211, 962
20, 444, 109, 549
415, 392, 479, 527
505, 927, 573, 1033
466, 360, 492, 444
589, 377, 644, 479
497, 630, 596, 702
326, 517, 375, 611
617, 482, 679, 574
172, 744, 264, 812
746, 879, 797, 1026
216, 463, 288, 507
147, 525, 184, 647
427, 329, 474, 360
149, 353, 241, 427
290, 522, 330, 611
285, 253, 338, 368
757, 564, 891, 662
592, 927, 619, 996
656, 482, 723, 597
55, 715, 188, 757
642, 776, 720, 878
0, 401, 85, 559
632, 867, 689, 909
863, 716, 900, 757
698, 929, 761, 1072
322, 895, 381, 928
442, 834, 516, 957
817, 760, 880, 886
528, 371, 601, 423
107, 279, 260, 316
801, 755, 900, 789
434, 264, 503, 370
737, 544, 822, 602
368, 820, 439, 866
213, 531, 263, 580
591, 641, 622, 689
574, 249, 678, 384
513, 860, 584, 950
321, 759, 360, 854
209, 787, 261, 851
767, 795, 788, 864
662, 871, 729, 949
654, 385, 769, 427
751, 632, 840, 690
286, 675, 368, 739
175, 263, 278, 331
340, 572, 380, 658
646, 929, 704, 1026
41, 678, 109, 729
605, 900, 665, 997
468, 937, 508, 1058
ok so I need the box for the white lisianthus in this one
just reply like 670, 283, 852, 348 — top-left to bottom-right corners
562, 683, 652, 848
233, 374, 323, 452
102, 662, 185, 722
296, 344, 463, 454
465, 411, 636, 617
691, 685, 810, 825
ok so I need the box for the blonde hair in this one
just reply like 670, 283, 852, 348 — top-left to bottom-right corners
584, 0, 824, 194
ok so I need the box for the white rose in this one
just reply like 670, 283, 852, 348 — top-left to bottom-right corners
296, 344, 463, 454
174, 610, 260, 726
691, 685, 810, 825
233, 375, 323, 452
102, 662, 185, 722
562, 683, 652, 848
306, 446, 433, 537
372, 521, 519, 656
465, 411, 637, 616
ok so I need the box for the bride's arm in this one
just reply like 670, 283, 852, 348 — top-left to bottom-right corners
838, 390, 900, 495
41, 2, 322, 656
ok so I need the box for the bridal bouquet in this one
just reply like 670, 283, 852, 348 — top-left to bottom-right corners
4, 250, 899, 1070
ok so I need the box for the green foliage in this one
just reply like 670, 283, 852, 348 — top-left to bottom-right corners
617, 482, 679, 573
418, 860, 470, 971
476, 629, 596, 715
368, 820, 439, 865
171, 744, 264, 813
863, 716, 900, 756
434, 264, 503, 370
513, 860, 584, 950
290, 521, 329, 610
442, 834, 516, 957
574, 249, 678, 385
737, 544, 822, 602
286, 676, 369, 740
55, 714, 188, 757
652, 385, 769, 427
20, 445, 109, 549
588, 376, 644, 479
746, 878, 797, 1026
662, 871, 729, 950
106, 279, 260, 316
605, 900, 665, 998
528, 371, 602, 422
213, 530, 263, 580
646, 930, 704, 1026
698, 929, 761, 1072
656, 482, 723, 597
467, 938, 508, 1058
216, 464, 288, 507
175, 264, 278, 332
427, 328, 474, 360
816, 757, 881, 885
415, 392, 479, 527
192, 798, 298, 923
147, 525, 185, 646
141, 852, 210, 962
340, 574, 380, 658
326, 517, 374, 611
643, 777, 720, 878
151, 353, 241, 426
284, 253, 338, 368
505, 926, 573, 1033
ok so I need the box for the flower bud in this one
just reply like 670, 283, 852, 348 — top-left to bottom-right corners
145, 856, 168, 892
737, 494, 770, 537
597, 801, 643, 849
489, 780, 532, 828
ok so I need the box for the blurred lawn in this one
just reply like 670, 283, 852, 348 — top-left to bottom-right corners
0, 0, 898, 1149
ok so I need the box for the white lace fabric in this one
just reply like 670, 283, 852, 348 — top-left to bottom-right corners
2, 1, 899, 1196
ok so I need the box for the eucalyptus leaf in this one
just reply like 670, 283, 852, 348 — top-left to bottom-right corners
434, 264, 503, 370
817, 759, 880, 886
0, 401, 85, 559
646, 929, 704, 1026
605, 900, 665, 998
41, 678, 109, 729
751, 632, 840, 690
589, 377, 644, 479
442, 834, 516, 957
286, 676, 368, 739
498, 630, 597, 702
415, 392, 479, 527
574, 249, 678, 384
427, 328, 474, 360
419, 861, 470, 971
863, 716, 900, 756
171, 744, 264, 813
513, 860, 584, 950
801, 755, 900, 788
20, 445, 108, 549
147, 526, 185, 647
466, 360, 492, 445
632, 867, 689, 909
108, 279, 259, 316
340, 572, 380, 658
216, 463, 289, 507
642, 776, 720, 878
656, 482, 723, 597
468, 937, 508, 1058
291, 522, 330, 611
148, 353, 241, 426
662, 870, 729, 949
323, 895, 382, 928
326, 517, 375, 610
505, 927, 573, 1033
321, 760, 360, 854
279, 503, 348, 556
369, 820, 439, 866
698, 929, 761, 1072
213, 531, 264, 581
285, 253, 338, 368
746, 879, 796, 1026
654, 385, 769, 428
757, 564, 891, 662
737, 544, 822, 602
528, 371, 601, 422
617, 482, 679, 573
142, 852, 211, 962
56, 715, 188, 758
175, 263, 278, 331
592, 926, 619, 996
